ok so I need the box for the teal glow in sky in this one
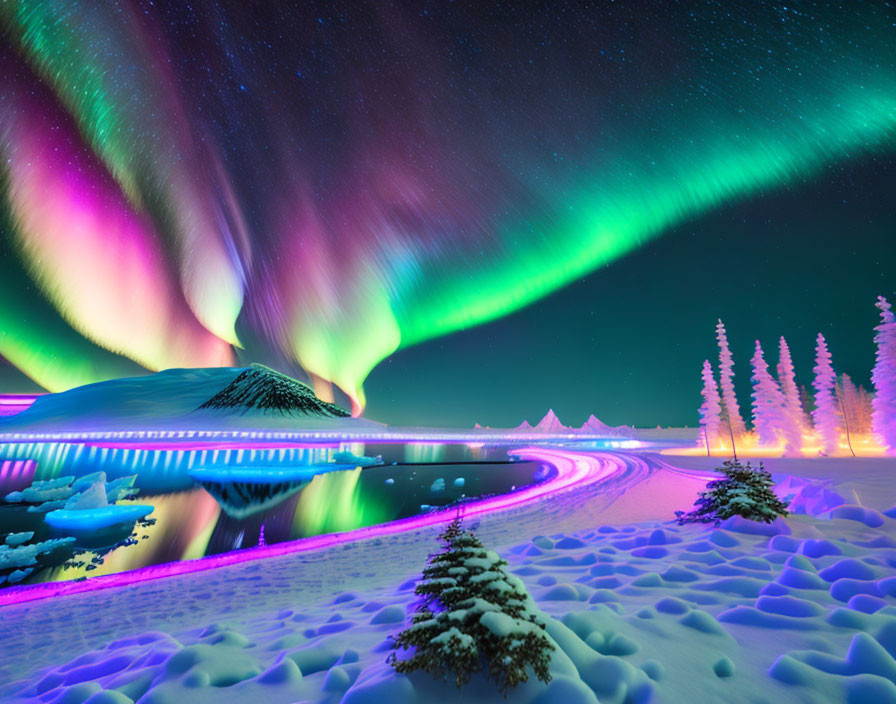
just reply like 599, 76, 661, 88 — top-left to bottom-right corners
0, 1, 894, 423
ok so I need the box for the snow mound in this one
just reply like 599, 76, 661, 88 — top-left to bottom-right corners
775, 475, 847, 516
823, 505, 887, 528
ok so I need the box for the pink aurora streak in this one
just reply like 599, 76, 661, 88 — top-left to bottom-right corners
3, 94, 235, 374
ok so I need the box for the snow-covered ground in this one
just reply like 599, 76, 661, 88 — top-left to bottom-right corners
1, 452, 895, 703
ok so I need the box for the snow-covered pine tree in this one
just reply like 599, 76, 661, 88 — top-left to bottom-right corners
812, 333, 840, 456
777, 337, 808, 432
717, 320, 747, 437
675, 460, 789, 525
751, 341, 802, 455
698, 360, 723, 453
872, 296, 896, 450
390, 519, 554, 697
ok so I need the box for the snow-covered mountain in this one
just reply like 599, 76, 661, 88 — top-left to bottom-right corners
494, 411, 633, 437
0, 366, 372, 432
580, 413, 634, 437
195, 365, 350, 418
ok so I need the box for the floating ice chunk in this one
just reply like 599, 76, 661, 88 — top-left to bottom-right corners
4, 476, 75, 504
64, 479, 109, 510
7, 568, 33, 584
71, 472, 106, 493
5, 531, 34, 547
0, 537, 75, 569
430, 478, 445, 493
333, 451, 380, 467
453, 477, 465, 488
26, 499, 67, 513
45, 505, 154, 532
105, 475, 139, 502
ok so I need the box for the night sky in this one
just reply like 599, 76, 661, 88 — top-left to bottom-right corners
0, 1, 894, 427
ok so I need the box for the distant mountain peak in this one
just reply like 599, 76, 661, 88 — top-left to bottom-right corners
195, 364, 350, 418
534, 409, 566, 433
581, 414, 609, 430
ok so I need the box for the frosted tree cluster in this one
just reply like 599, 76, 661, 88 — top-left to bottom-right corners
837, 374, 873, 436
390, 518, 554, 696
750, 341, 802, 457
698, 299, 889, 456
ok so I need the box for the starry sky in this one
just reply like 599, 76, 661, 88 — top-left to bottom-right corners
0, 0, 894, 427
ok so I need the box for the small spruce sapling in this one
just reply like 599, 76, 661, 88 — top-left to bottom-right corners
675, 460, 789, 525
389, 518, 554, 697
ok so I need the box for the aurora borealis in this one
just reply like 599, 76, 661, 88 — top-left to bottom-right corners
1, 1, 895, 421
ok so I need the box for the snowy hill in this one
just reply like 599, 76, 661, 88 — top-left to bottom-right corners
195, 365, 350, 418
0, 366, 373, 433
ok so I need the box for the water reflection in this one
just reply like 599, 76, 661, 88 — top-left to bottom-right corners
0, 442, 548, 588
